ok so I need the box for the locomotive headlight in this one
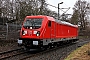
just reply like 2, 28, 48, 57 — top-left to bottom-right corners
22, 30, 27, 35
36, 34, 39, 36
36, 31, 40, 36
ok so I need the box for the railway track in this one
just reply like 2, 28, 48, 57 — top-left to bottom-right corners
20, 42, 75, 60
0, 39, 90, 60
0, 48, 27, 60
0, 42, 74, 60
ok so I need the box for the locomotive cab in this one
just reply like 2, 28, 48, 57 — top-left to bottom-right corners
23, 18, 42, 29
21, 18, 42, 37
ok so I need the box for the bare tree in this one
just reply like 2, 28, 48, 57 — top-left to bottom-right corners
71, 10, 79, 25
0, 0, 2, 17
73, 0, 89, 30
0, 0, 59, 24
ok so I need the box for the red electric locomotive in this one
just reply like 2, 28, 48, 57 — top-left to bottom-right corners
18, 15, 78, 49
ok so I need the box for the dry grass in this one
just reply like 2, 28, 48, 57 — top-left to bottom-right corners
65, 42, 90, 60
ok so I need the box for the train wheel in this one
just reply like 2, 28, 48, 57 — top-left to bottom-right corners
57, 42, 60, 47
48, 43, 55, 49
40, 46, 47, 50
44, 45, 48, 50
24, 46, 30, 51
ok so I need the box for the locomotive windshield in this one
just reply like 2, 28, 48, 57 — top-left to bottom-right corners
23, 18, 43, 29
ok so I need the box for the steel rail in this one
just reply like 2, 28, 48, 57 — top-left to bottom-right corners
0, 48, 25, 60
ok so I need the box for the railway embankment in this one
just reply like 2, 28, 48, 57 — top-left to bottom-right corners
65, 36, 90, 60
0, 40, 18, 53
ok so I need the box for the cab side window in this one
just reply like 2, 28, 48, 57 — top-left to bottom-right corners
48, 21, 51, 27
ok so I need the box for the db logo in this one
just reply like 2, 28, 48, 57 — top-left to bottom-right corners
29, 31, 32, 35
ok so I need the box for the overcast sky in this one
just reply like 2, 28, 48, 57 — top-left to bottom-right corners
47, 0, 90, 15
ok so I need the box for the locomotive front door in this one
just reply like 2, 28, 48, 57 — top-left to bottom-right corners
51, 21, 56, 38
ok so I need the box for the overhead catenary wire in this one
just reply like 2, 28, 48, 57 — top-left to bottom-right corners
45, 3, 70, 14
46, 3, 64, 12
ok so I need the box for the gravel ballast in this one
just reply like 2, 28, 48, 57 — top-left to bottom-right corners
25, 39, 90, 60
